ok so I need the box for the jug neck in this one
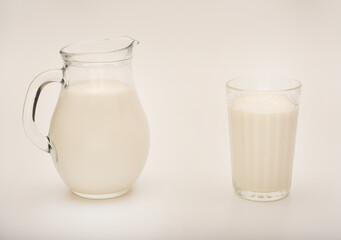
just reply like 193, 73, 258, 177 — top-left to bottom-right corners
63, 60, 135, 87
59, 37, 138, 88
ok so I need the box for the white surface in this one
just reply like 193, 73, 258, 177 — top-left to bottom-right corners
1, 0, 341, 239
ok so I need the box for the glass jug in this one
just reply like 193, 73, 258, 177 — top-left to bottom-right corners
23, 37, 150, 199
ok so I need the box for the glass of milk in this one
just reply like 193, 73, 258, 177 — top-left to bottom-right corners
23, 37, 149, 199
226, 77, 301, 201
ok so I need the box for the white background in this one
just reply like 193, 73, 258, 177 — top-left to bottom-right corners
1, 0, 341, 239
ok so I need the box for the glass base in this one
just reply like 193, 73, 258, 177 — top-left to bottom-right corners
72, 189, 129, 199
235, 189, 289, 202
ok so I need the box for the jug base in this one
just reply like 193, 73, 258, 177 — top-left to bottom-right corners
72, 189, 129, 199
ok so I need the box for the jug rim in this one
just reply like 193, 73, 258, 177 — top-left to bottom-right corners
60, 36, 139, 63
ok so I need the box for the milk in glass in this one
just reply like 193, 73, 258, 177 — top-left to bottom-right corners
228, 94, 298, 196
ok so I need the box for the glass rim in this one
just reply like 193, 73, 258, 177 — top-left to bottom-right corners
226, 77, 302, 93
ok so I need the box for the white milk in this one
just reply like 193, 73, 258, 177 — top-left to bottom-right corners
49, 80, 149, 195
228, 94, 298, 193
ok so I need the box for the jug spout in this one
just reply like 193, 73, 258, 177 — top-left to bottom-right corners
132, 38, 139, 46
60, 36, 139, 64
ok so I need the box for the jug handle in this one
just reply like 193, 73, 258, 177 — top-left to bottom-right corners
22, 69, 64, 153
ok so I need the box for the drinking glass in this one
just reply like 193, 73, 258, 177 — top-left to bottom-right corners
226, 77, 301, 201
